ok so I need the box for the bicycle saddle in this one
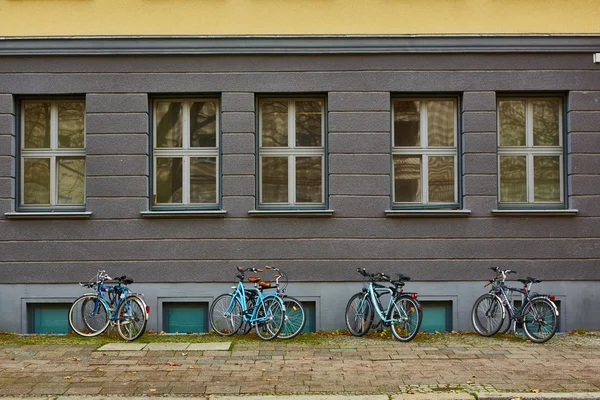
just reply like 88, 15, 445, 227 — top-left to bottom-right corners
248, 276, 261, 283
397, 273, 411, 281
390, 280, 406, 287
115, 276, 134, 285
259, 281, 271, 288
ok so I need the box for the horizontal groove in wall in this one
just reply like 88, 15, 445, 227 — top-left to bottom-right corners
2, 35, 600, 56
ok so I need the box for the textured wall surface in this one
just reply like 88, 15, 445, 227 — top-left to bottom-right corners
0, 50, 599, 332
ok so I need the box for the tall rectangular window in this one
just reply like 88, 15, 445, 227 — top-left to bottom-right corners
258, 98, 325, 208
20, 100, 86, 209
392, 98, 458, 207
497, 98, 563, 206
152, 99, 219, 208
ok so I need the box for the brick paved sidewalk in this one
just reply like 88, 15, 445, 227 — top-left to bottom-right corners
1, 333, 599, 397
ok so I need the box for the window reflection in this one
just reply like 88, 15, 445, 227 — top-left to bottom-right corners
262, 157, 288, 203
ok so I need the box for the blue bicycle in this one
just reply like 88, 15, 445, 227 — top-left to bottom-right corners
209, 266, 285, 340
68, 270, 149, 341
345, 268, 422, 342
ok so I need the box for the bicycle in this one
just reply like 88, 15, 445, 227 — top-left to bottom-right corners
472, 267, 559, 343
345, 268, 422, 342
209, 266, 285, 341
68, 270, 149, 341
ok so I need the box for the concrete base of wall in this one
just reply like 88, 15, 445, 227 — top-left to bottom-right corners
1, 281, 597, 334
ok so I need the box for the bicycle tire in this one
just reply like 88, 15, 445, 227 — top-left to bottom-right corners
278, 296, 306, 340
522, 297, 558, 343
471, 293, 504, 337
255, 297, 285, 341
345, 293, 373, 337
390, 296, 422, 342
116, 295, 147, 341
69, 294, 110, 337
238, 292, 256, 335
497, 303, 512, 335
209, 294, 243, 336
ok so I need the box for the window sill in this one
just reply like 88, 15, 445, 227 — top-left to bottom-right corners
140, 210, 227, 218
492, 209, 578, 217
385, 209, 471, 217
5, 211, 93, 219
248, 209, 335, 217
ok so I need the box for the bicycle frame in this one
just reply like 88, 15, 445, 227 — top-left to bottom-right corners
85, 281, 137, 324
363, 281, 416, 325
228, 280, 284, 324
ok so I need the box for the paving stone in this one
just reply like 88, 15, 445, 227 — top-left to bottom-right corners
187, 342, 232, 351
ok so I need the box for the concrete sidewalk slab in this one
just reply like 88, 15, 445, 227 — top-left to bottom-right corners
479, 393, 600, 400
96, 343, 146, 351
187, 342, 231, 350
143, 342, 191, 351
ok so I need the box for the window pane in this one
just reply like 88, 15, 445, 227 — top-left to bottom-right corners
262, 157, 288, 203
499, 100, 526, 146
295, 101, 322, 147
261, 101, 288, 147
156, 157, 182, 203
534, 156, 561, 202
428, 101, 454, 147
24, 102, 51, 149
58, 102, 85, 149
23, 158, 50, 205
393, 156, 421, 202
533, 100, 560, 146
190, 157, 217, 204
156, 102, 183, 148
499, 156, 527, 202
57, 157, 85, 205
428, 156, 455, 202
393, 101, 420, 147
190, 101, 217, 148
296, 157, 322, 203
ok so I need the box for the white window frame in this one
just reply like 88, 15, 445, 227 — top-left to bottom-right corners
391, 98, 459, 206
497, 97, 564, 205
152, 98, 220, 208
258, 98, 326, 207
19, 100, 86, 208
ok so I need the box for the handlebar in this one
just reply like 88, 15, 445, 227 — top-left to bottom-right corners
356, 268, 391, 282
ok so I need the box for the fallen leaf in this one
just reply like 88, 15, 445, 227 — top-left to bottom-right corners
130, 371, 137, 375
531, 389, 541, 393
451, 330, 457, 334
64, 376, 71, 380
181, 352, 187, 356
148, 388, 157, 392
188, 366, 196, 369
467, 380, 474, 384
406, 388, 414, 394
510, 397, 523, 400
73, 357, 80, 361
166, 361, 181, 367
10, 358, 15, 361
166, 368, 173, 372
80, 377, 87, 381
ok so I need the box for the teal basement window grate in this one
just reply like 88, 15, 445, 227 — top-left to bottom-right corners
419, 301, 453, 333
163, 302, 209, 333
27, 303, 71, 334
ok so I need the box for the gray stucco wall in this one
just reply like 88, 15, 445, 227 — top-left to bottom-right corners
0, 49, 599, 332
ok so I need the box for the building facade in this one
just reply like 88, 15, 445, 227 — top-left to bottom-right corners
0, 0, 599, 334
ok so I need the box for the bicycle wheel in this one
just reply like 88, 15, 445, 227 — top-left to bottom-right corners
255, 297, 285, 341
69, 295, 110, 337
238, 292, 256, 335
471, 293, 504, 337
116, 295, 147, 341
390, 296, 422, 342
209, 294, 243, 336
522, 297, 558, 343
345, 293, 373, 337
278, 296, 306, 340
497, 304, 512, 335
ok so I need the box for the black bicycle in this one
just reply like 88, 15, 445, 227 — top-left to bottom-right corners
472, 267, 559, 343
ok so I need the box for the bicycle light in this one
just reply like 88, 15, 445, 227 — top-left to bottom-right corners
146, 305, 151, 313
411, 293, 418, 299
549, 295, 555, 301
